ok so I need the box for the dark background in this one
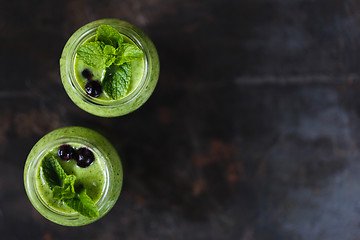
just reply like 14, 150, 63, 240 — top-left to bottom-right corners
1, 0, 360, 239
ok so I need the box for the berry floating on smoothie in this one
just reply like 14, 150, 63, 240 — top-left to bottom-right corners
85, 80, 102, 97
76, 147, 95, 168
58, 144, 77, 161
81, 69, 93, 80
58, 145, 95, 168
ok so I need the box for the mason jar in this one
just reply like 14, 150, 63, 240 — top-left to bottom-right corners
60, 19, 160, 117
24, 126, 123, 226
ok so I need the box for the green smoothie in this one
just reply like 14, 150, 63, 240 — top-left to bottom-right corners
74, 35, 145, 101
35, 144, 106, 214
24, 127, 122, 226
60, 19, 160, 117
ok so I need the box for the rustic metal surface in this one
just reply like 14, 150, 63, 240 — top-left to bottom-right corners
0, 0, 360, 239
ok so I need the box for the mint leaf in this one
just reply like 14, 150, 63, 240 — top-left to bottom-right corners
114, 43, 143, 65
103, 45, 116, 55
41, 154, 67, 190
102, 62, 131, 99
96, 25, 123, 48
77, 41, 115, 68
52, 175, 76, 200
103, 45, 117, 67
64, 188, 99, 218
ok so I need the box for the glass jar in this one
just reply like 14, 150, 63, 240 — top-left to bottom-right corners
60, 19, 160, 117
24, 126, 123, 226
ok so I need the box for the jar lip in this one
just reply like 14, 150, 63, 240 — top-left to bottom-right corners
25, 136, 111, 221
64, 19, 150, 108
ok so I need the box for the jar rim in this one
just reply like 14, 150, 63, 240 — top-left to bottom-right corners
60, 19, 160, 117
24, 135, 112, 225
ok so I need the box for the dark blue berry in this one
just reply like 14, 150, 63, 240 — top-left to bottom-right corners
76, 147, 95, 168
82, 69, 93, 80
58, 144, 77, 161
85, 80, 102, 98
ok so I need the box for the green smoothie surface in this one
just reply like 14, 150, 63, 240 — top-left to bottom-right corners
36, 144, 106, 215
74, 25, 145, 100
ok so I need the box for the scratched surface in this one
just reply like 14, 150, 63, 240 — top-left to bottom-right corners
1, 0, 360, 239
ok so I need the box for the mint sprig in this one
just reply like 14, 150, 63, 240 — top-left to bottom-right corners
76, 41, 116, 69
41, 154, 99, 218
76, 24, 143, 99
42, 154, 67, 189
96, 25, 123, 48
52, 175, 76, 200
114, 43, 143, 66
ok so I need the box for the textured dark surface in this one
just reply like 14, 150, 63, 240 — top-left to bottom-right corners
1, 0, 360, 239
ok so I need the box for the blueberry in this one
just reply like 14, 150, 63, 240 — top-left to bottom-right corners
82, 69, 93, 80
85, 80, 102, 98
58, 144, 77, 161
76, 147, 95, 168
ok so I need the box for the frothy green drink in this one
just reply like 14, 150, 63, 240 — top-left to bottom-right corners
74, 35, 145, 101
24, 127, 123, 226
60, 19, 160, 117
